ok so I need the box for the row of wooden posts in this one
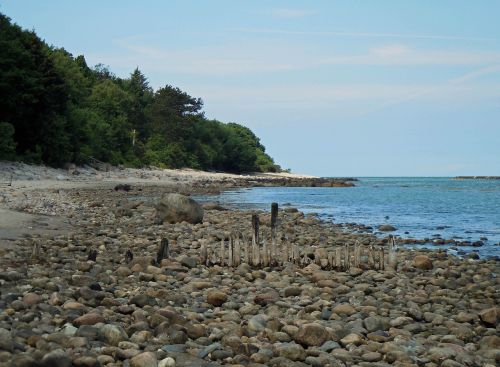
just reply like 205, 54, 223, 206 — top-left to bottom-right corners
199, 203, 398, 271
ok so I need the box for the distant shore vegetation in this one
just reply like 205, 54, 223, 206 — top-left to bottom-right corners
0, 13, 279, 173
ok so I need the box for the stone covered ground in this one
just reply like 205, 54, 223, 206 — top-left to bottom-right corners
0, 184, 498, 367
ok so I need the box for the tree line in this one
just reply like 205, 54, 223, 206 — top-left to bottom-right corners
0, 13, 279, 173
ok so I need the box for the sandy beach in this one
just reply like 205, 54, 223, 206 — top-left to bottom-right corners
0, 162, 498, 367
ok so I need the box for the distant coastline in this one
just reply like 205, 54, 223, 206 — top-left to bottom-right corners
454, 176, 500, 180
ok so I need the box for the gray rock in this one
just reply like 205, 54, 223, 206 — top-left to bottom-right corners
197, 342, 221, 359
379, 224, 396, 232
363, 316, 389, 332
155, 193, 204, 224
0, 328, 13, 352
98, 324, 128, 346
41, 349, 71, 367
275, 342, 306, 361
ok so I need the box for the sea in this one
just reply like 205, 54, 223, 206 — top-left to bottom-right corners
196, 177, 500, 259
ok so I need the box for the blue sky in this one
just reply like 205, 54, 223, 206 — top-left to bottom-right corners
2, 0, 499, 176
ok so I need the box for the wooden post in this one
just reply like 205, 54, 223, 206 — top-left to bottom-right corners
244, 235, 250, 265
219, 238, 225, 266
293, 245, 300, 265
206, 244, 212, 266
344, 244, 349, 270
328, 252, 334, 269
234, 236, 241, 266
388, 236, 397, 271
31, 241, 41, 260
157, 238, 169, 265
368, 245, 375, 269
335, 247, 341, 269
251, 214, 260, 267
282, 240, 289, 265
200, 240, 207, 265
228, 236, 234, 267
262, 237, 269, 267
125, 249, 133, 264
88, 248, 98, 262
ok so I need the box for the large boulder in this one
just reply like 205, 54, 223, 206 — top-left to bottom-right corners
155, 193, 204, 224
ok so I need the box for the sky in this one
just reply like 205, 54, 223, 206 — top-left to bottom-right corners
2, 0, 500, 176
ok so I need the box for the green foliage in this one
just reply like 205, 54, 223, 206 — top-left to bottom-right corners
0, 122, 17, 160
0, 12, 279, 173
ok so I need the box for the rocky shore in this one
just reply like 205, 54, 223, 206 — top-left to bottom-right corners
0, 166, 498, 367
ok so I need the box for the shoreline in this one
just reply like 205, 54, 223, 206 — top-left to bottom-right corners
0, 163, 498, 366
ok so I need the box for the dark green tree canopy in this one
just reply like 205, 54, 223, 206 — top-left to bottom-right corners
0, 12, 279, 173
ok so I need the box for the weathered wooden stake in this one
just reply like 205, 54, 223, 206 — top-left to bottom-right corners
283, 240, 289, 264
219, 238, 225, 266
31, 241, 41, 260
125, 249, 133, 264
252, 214, 260, 247
388, 237, 397, 271
262, 237, 269, 267
368, 246, 375, 269
200, 240, 207, 265
335, 247, 341, 269
234, 237, 241, 266
228, 236, 234, 267
88, 248, 98, 261
157, 238, 169, 265
244, 235, 250, 265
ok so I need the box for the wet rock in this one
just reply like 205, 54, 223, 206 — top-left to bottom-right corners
379, 224, 396, 232
363, 316, 389, 332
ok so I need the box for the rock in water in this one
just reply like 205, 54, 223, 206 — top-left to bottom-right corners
378, 224, 396, 232
155, 193, 204, 224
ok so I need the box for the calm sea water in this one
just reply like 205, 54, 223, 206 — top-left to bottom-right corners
197, 177, 500, 258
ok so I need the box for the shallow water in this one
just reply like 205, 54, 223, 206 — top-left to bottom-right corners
197, 177, 500, 258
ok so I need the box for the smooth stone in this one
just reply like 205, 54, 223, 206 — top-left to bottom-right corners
98, 324, 128, 346
275, 342, 306, 361
41, 349, 71, 367
130, 351, 158, 367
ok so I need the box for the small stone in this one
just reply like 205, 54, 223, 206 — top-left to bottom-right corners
254, 290, 279, 305
284, 287, 302, 297
179, 256, 197, 268
41, 349, 71, 367
74, 313, 105, 326
158, 357, 176, 367
294, 323, 329, 347
340, 333, 363, 346
479, 307, 498, 326
275, 342, 306, 361
22, 293, 42, 306
130, 294, 157, 307
0, 328, 13, 352
333, 303, 356, 316
206, 291, 227, 306
363, 316, 389, 332
413, 255, 433, 270
130, 351, 158, 367
72, 356, 99, 367
98, 324, 128, 346
361, 352, 382, 362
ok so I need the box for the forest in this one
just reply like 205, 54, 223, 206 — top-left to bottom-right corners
0, 13, 279, 173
